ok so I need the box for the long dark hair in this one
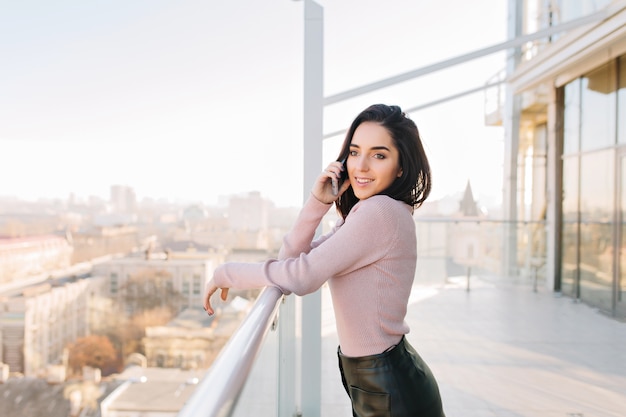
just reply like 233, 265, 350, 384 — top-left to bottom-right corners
335, 104, 432, 219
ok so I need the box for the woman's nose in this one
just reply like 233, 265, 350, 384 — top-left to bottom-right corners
355, 156, 369, 171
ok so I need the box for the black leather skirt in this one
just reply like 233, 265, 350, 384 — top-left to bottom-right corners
337, 336, 445, 417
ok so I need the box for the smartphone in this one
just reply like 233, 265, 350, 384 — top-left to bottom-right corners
332, 158, 347, 196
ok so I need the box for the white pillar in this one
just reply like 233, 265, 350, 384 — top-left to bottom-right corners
503, 0, 524, 278
545, 87, 563, 291
300, 1, 323, 416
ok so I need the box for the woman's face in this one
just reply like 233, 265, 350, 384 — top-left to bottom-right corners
347, 121, 403, 200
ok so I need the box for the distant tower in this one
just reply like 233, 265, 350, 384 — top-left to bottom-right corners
228, 191, 269, 232
459, 181, 479, 217
452, 180, 484, 290
110, 185, 137, 213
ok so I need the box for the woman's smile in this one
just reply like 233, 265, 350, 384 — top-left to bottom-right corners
354, 177, 374, 184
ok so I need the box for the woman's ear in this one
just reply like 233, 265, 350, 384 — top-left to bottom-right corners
397, 167, 403, 178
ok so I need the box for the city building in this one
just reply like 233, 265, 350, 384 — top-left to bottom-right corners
494, 0, 626, 317
142, 296, 251, 369
0, 235, 72, 286
70, 225, 141, 264
0, 274, 105, 376
227, 191, 269, 232
92, 249, 224, 313
0, 372, 123, 417
109, 185, 137, 214
100, 367, 204, 417
164, 195, 298, 256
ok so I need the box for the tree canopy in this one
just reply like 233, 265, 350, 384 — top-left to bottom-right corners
67, 335, 118, 376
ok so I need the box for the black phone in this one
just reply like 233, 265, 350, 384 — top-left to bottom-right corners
332, 158, 347, 196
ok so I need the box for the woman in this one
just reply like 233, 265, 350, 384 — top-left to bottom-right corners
204, 104, 445, 417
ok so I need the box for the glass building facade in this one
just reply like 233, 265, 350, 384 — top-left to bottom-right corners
562, 59, 622, 314
503, 0, 626, 318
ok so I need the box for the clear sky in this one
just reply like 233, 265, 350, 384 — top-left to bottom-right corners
0, 0, 506, 208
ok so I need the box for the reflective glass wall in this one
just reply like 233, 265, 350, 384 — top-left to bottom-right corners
561, 56, 626, 317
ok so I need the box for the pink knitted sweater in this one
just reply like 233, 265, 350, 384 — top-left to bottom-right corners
213, 194, 416, 357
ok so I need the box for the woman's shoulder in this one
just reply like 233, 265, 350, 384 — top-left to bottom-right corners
356, 194, 411, 210
351, 195, 412, 219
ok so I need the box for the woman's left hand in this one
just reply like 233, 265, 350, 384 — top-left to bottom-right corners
311, 161, 350, 204
203, 278, 229, 315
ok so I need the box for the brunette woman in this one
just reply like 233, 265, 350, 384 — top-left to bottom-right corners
204, 104, 445, 417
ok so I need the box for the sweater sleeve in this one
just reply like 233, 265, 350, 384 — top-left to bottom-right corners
213, 196, 402, 296
277, 194, 334, 260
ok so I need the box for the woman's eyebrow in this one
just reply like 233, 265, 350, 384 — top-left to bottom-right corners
349, 144, 391, 152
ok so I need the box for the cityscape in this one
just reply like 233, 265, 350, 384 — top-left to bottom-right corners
0, 182, 497, 416
0, 185, 296, 416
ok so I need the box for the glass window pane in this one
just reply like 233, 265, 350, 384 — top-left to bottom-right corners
563, 81, 580, 154
561, 156, 579, 296
580, 151, 614, 222
580, 62, 617, 151
579, 150, 614, 312
619, 156, 626, 315
618, 56, 626, 144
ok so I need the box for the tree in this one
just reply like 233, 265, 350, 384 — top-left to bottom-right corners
107, 268, 185, 358
119, 268, 184, 315
67, 335, 119, 376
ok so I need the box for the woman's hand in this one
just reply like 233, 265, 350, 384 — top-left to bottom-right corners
203, 278, 229, 316
311, 161, 350, 204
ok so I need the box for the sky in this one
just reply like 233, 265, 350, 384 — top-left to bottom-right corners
0, 0, 507, 209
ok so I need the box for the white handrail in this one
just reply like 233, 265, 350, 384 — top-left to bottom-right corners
177, 286, 284, 417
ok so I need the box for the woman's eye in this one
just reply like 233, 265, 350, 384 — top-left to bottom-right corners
349, 150, 358, 156
373, 153, 385, 159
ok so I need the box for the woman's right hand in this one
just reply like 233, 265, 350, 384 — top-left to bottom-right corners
311, 161, 350, 204
203, 278, 229, 316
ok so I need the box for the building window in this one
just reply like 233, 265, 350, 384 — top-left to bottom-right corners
580, 61, 617, 152
618, 56, 626, 144
578, 150, 614, 312
560, 57, 623, 314
110, 273, 118, 294
563, 81, 580, 154
192, 274, 201, 295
